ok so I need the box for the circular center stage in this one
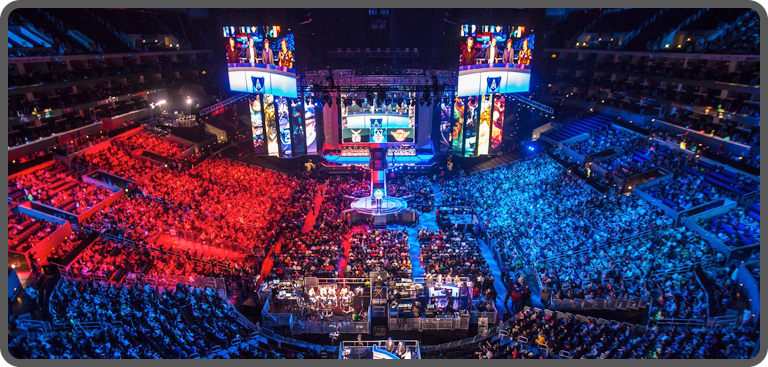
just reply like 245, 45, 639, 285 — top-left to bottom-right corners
350, 196, 408, 215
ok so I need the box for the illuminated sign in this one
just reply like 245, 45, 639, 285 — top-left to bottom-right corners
389, 129, 412, 142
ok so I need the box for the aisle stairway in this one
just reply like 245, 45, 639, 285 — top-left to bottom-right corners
476, 237, 513, 313
301, 185, 325, 233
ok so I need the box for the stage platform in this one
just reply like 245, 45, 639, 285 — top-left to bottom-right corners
350, 196, 408, 215
347, 196, 417, 227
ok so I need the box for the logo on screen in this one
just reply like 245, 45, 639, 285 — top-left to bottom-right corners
251, 76, 265, 94
351, 129, 362, 143
370, 118, 383, 128
372, 128, 385, 143
487, 77, 501, 94
390, 129, 411, 142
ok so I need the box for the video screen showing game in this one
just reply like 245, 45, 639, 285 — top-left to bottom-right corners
457, 24, 534, 97
340, 92, 416, 145
223, 25, 297, 97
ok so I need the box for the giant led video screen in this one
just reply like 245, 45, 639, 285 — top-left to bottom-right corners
223, 25, 298, 98
450, 95, 506, 156
340, 92, 416, 145
457, 25, 533, 97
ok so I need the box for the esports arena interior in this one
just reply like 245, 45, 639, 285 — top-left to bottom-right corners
6, 8, 761, 359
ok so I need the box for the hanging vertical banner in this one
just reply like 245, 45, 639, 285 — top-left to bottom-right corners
264, 94, 279, 156
249, 95, 266, 154
291, 99, 305, 155
277, 96, 292, 157
477, 95, 492, 155
451, 97, 465, 155
490, 95, 506, 153
464, 96, 479, 157
439, 100, 453, 152
408, 92, 417, 129
305, 100, 318, 154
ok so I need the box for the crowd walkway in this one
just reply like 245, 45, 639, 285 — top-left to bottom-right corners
476, 237, 513, 313
302, 185, 325, 233
259, 185, 325, 283
432, 180, 510, 312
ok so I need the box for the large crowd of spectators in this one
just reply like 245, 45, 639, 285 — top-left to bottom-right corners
419, 229, 490, 280
441, 155, 561, 207
327, 175, 368, 198
345, 229, 412, 278
702, 205, 760, 248
479, 308, 758, 359
387, 175, 435, 211
438, 141, 757, 333
72, 144, 157, 180
11, 278, 255, 359
9, 163, 113, 213
8, 210, 59, 253
81, 159, 298, 256
564, 127, 644, 155
114, 131, 187, 158
546, 225, 719, 318
273, 177, 347, 279
49, 231, 89, 260
438, 153, 742, 324
595, 140, 692, 179
65, 237, 261, 290
643, 172, 726, 211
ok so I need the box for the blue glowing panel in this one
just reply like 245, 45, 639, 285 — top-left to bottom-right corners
457, 69, 531, 97
227, 68, 298, 98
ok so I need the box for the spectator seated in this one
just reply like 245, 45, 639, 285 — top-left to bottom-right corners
345, 229, 412, 278
8, 210, 59, 252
